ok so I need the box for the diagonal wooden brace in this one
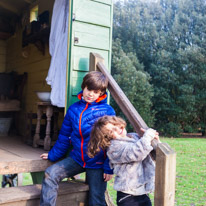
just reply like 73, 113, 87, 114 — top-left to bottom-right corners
89, 53, 158, 147
89, 52, 176, 206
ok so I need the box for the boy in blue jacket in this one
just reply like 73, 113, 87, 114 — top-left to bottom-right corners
40, 71, 115, 206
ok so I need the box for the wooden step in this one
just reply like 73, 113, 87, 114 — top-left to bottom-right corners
0, 135, 53, 175
0, 180, 89, 206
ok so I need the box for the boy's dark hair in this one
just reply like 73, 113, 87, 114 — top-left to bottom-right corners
81, 71, 108, 94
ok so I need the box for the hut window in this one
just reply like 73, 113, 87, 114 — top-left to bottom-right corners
30, 5, 39, 22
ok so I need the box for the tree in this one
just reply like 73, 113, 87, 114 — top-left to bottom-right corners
111, 39, 154, 131
113, 0, 206, 136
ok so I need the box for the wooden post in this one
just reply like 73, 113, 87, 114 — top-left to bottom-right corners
89, 53, 105, 72
17, 173, 23, 186
154, 143, 176, 206
105, 190, 115, 206
33, 106, 42, 148
89, 52, 176, 206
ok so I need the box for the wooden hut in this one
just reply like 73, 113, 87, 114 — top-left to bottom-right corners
0, 0, 113, 205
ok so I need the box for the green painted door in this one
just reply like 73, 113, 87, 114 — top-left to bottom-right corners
66, 0, 113, 109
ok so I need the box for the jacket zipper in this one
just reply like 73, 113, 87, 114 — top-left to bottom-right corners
79, 103, 89, 167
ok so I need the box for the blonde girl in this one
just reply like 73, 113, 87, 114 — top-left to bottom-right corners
88, 115, 160, 206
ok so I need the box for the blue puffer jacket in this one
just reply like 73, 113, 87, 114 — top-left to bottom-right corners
48, 91, 115, 174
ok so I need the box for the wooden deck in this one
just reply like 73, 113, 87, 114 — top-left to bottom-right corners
0, 136, 90, 206
0, 135, 53, 175
0, 181, 89, 206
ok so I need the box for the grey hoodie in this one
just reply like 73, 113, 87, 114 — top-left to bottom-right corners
107, 132, 155, 195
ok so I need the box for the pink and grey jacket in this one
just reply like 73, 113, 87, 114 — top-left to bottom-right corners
48, 91, 115, 174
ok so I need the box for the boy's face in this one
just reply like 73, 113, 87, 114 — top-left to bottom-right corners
105, 123, 127, 139
83, 87, 102, 103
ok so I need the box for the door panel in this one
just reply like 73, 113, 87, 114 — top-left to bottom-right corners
91, 0, 112, 5
66, 0, 113, 108
74, 0, 111, 27
73, 22, 110, 50
72, 47, 109, 72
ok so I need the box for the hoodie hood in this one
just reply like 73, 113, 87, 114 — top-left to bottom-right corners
77, 91, 108, 104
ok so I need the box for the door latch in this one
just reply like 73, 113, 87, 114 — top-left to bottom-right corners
74, 37, 79, 44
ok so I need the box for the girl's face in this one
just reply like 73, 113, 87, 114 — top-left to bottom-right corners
105, 123, 127, 139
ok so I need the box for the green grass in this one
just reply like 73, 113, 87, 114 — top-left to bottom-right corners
22, 173, 33, 185
1, 138, 205, 205
107, 137, 206, 206
0, 173, 33, 188
162, 138, 206, 206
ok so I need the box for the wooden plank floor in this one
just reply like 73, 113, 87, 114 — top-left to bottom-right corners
0, 181, 89, 206
0, 135, 53, 175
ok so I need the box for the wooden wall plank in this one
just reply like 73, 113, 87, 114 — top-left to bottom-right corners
0, 181, 89, 205
0, 40, 6, 72
0, 40, 6, 47
73, 46, 108, 71
0, 63, 5, 71
3, 1, 55, 136
74, 0, 111, 27
73, 22, 110, 50
91, 0, 112, 5
0, 55, 6, 63
0, 158, 53, 174
0, 46, 6, 55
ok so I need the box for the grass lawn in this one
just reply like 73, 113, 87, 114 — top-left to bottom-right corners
0, 137, 205, 205
162, 137, 206, 206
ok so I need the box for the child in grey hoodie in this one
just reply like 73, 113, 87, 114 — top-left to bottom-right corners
88, 115, 160, 206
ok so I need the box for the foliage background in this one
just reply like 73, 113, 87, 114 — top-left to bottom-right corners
111, 0, 206, 136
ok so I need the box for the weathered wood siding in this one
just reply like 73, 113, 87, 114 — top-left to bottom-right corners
5, 0, 55, 135
0, 40, 6, 72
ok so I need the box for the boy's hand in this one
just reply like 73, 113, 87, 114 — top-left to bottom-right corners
40, 153, 49, 160
103, 173, 113, 182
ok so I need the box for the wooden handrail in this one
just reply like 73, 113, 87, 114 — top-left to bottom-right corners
89, 53, 158, 148
89, 52, 176, 206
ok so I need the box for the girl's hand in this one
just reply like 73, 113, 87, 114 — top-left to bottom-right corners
103, 173, 113, 182
40, 153, 48, 160
154, 132, 161, 142
141, 128, 160, 142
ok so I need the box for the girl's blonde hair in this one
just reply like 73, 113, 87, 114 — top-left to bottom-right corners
87, 115, 126, 158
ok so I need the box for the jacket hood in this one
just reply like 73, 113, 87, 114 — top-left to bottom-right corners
77, 91, 108, 104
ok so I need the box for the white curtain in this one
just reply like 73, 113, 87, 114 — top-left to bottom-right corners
46, 0, 69, 107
